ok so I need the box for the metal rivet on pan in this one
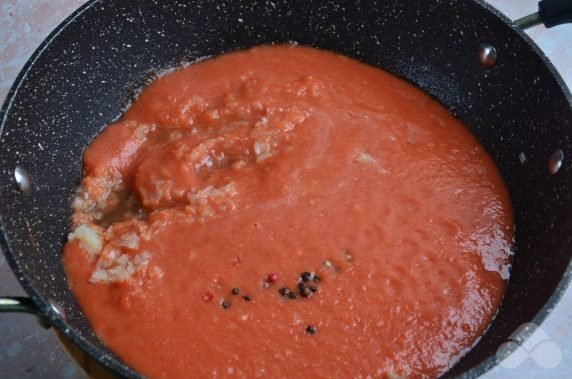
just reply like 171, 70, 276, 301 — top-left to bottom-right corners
478, 43, 497, 68
548, 149, 564, 175
48, 299, 66, 320
14, 165, 31, 192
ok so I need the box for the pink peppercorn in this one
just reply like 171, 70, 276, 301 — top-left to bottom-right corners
266, 273, 279, 283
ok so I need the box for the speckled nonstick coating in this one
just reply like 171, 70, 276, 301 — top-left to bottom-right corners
0, 0, 570, 377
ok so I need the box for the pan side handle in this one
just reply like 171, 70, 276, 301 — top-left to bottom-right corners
514, 0, 572, 29
0, 297, 50, 328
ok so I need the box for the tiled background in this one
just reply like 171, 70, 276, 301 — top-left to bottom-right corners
1, 0, 570, 378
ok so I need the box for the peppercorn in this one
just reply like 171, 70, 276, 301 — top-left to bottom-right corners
203, 292, 214, 302
342, 248, 354, 262
301, 271, 320, 282
306, 325, 316, 335
262, 281, 270, 289
267, 273, 280, 283
309, 285, 318, 293
278, 287, 290, 297
301, 286, 313, 298
243, 295, 252, 301
221, 299, 231, 309
231, 287, 241, 295
297, 281, 306, 290
289, 292, 299, 299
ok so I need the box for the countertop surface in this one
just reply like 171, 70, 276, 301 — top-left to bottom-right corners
1, 0, 571, 378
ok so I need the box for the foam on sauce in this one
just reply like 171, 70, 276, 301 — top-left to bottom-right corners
64, 45, 514, 378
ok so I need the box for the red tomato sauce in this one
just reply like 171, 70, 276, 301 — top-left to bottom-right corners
63, 45, 514, 378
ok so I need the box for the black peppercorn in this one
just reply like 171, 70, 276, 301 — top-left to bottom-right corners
301, 286, 313, 298
279, 287, 290, 297
231, 288, 241, 295
289, 292, 299, 299
221, 299, 231, 309
243, 295, 252, 301
301, 271, 320, 283
306, 325, 316, 335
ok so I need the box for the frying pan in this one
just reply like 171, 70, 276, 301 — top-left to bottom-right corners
1, 0, 571, 377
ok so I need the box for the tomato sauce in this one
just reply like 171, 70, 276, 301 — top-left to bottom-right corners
63, 45, 514, 378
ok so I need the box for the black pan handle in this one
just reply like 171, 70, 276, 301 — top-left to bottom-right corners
0, 296, 50, 328
0, 296, 38, 313
514, 0, 572, 29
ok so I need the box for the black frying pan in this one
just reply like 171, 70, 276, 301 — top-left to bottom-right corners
1, 0, 571, 377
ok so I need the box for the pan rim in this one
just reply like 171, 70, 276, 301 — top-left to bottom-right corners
0, 0, 570, 378
0, 1, 141, 377
456, 0, 572, 377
